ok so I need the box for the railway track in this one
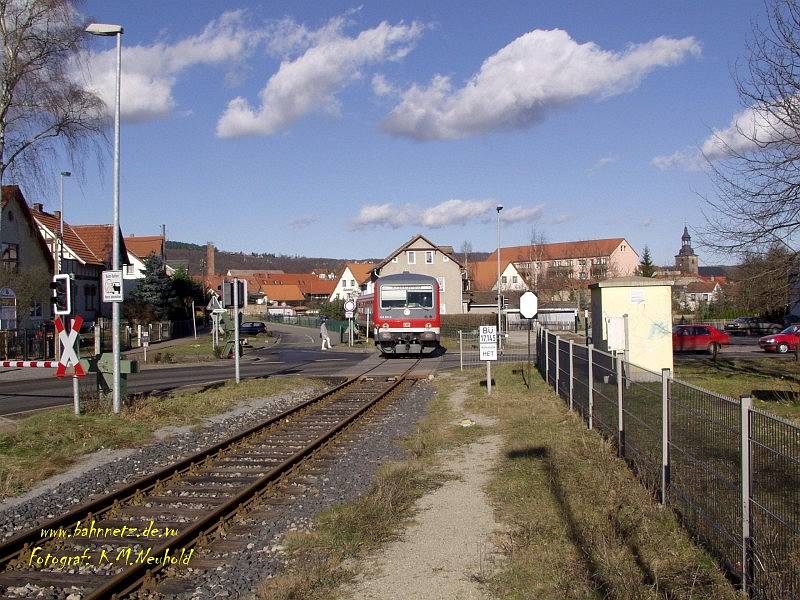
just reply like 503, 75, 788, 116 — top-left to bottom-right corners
0, 360, 420, 599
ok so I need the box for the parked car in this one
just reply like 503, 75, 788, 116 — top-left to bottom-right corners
724, 316, 783, 336
759, 325, 800, 353
673, 325, 730, 354
239, 321, 268, 336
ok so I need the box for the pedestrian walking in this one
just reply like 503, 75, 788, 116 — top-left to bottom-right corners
320, 318, 332, 350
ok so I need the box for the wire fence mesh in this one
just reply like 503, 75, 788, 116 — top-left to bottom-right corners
536, 326, 800, 600
749, 408, 800, 599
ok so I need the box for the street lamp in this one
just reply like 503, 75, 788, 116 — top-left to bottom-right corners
496, 204, 503, 338
86, 22, 123, 414
58, 171, 71, 275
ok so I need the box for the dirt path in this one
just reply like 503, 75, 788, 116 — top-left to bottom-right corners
347, 384, 502, 600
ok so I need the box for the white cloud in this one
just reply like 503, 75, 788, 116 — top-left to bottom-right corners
216, 18, 423, 138
652, 104, 792, 170
502, 205, 545, 223
350, 203, 415, 229
350, 199, 542, 229
371, 73, 395, 96
288, 215, 319, 229
421, 199, 494, 227
549, 212, 573, 225
384, 29, 700, 140
81, 11, 264, 122
588, 155, 617, 175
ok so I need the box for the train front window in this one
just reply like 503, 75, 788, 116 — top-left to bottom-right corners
380, 285, 433, 309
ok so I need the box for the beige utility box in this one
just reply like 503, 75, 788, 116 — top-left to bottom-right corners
589, 277, 674, 374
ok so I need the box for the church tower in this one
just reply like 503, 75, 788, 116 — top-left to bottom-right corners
675, 226, 699, 275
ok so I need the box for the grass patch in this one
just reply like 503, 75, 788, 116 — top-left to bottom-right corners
0, 376, 319, 498
139, 333, 273, 363
462, 364, 738, 600
257, 375, 482, 600
675, 356, 800, 422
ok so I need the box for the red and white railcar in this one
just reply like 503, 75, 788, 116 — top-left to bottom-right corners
355, 273, 441, 355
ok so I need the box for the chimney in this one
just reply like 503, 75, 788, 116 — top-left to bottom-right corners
207, 242, 215, 277
53, 210, 61, 221
32, 203, 43, 212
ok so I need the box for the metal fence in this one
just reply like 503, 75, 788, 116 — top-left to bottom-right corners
456, 330, 536, 370
0, 327, 56, 360
537, 326, 800, 600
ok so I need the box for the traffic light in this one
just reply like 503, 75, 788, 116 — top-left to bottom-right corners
222, 280, 245, 308
50, 274, 71, 315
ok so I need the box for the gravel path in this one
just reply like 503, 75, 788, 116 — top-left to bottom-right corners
0, 383, 324, 542
347, 382, 503, 600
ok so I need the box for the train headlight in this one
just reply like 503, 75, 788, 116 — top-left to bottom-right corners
381, 323, 389, 329
425, 323, 431, 329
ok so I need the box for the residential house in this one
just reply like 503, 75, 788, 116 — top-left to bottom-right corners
70, 224, 131, 309
468, 260, 528, 292
124, 235, 173, 282
1, 187, 54, 329
371, 234, 465, 314
30, 203, 113, 322
678, 280, 722, 312
329, 262, 376, 301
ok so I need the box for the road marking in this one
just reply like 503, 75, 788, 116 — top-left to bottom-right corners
314, 358, 346, 362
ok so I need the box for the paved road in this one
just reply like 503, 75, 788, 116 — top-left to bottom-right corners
0, 324, 379, 417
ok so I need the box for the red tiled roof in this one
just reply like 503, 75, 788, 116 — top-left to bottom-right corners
2, 186, 54, 270
72, 225, 130, 267
469, 260, 517, 292
258, 283, 305, 302
125, 235, 164, 259
31, 208, 104, 266
486, 238, 629, 264
344, 262, 376, 284
686, 281, 718, 293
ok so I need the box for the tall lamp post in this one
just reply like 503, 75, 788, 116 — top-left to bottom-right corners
86, 22, 123, 414
58, 171, 71, 275
496, 204, 503, 338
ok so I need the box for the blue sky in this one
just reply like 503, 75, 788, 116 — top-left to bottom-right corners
42, 0, 762, 265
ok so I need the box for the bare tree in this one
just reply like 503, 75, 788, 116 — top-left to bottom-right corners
703, 0, 800, 255
0, 0, 105, 248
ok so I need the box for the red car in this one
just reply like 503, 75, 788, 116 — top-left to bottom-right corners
759, 325, 800, 353
673, 325, 730, 354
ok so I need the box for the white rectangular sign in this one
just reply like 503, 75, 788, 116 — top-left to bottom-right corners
479, 325, 497, 361
101, 270, 124, 302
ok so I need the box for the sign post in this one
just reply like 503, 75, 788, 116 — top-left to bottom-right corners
344, 299, 356, 348
479, 325, 497, 395
141, 330, 150, 363
519, 291, 539, 389
0, 287, 16, 331
233, 278, 240, 384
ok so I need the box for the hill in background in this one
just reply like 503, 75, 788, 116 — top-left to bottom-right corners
165, 241, 491, 277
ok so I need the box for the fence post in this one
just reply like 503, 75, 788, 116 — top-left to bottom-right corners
95, 323, 101, 355
568, 340, 574, 411
137, 324, 142, 348
544, 331, 550, 383
459, 330, 463, 371
617, 354, 625, 458
555, 335, 560, 393
587, 344, 594, 429
740, 395, 753, 596
661, 368, 671, 507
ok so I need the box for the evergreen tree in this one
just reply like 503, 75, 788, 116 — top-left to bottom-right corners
639, 246, 655, 277
127, 254, 177, 320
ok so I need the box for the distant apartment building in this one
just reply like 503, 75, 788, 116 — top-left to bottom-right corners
372, 234, 465, 314
485, 238, 640, 284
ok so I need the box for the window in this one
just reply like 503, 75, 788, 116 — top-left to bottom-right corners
350, 280, 355, 287
392, 256, 398, 263
425, 251, 433, 264
512, 275, 518, 284
501, 276, 507, 284
1, 243, 19, 272
443, 255, 449, 262
407, 251, 416, 264
380, 284, 433, 309
441, 303, 446, 314
437, 276, 446, 292
125, 264, 136, 275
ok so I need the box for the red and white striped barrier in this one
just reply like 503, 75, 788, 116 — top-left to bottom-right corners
1, 317, 85, 377
1, 360, 59, 368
